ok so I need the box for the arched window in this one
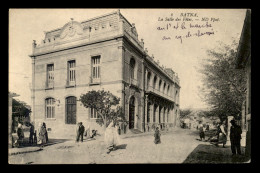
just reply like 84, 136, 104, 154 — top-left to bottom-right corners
153, 76, 157, 89
130, 58, 136, 79
45, 98, 55, 119
167, 85, 170, 96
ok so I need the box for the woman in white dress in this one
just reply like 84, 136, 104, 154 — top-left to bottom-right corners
104, 121, 120, 154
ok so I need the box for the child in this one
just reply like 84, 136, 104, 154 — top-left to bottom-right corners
154, 127, 161, 144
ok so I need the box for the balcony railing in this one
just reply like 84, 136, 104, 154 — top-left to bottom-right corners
146, 85, 174, 102
130, 78, 139, 87
66, 80, 76, 87
45, 81, 54, 89
90, 77, 101, 85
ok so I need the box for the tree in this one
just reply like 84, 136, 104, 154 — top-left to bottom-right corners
180, 108, 192, 119
198, 40, 247, 121
12, 98, 31, 131
79, 90, 127, 130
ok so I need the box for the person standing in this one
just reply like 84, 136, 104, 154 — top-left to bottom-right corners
29, 123, 35, 145
198, 121, 205, 141
84, 125, 90, 139
216, 120, 227, 148
17, 123, 24, 146
79, 122, 85, 142
154, 127, 161, 144
230, 120, 242, 156
38, 122, 47, 147
43, 122, 48, 143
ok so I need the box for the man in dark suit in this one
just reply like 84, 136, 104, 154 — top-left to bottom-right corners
78, 122, 85, 142
230, 120, 242, 156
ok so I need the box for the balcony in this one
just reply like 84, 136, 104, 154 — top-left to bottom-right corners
130, 78, 139, 87
146, 85, 174, 102
89, 77, 101, 85
66, 80, 76, 88
45, 81, 54, 89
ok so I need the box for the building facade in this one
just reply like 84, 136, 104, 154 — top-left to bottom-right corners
29, 10, 180, 137
236, 10, 251, 158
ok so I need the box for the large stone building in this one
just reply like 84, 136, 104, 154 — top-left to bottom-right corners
29, 10, 180, 137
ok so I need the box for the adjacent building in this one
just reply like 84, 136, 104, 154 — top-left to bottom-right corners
29, 10, 180, 137
236, 9, 251, 158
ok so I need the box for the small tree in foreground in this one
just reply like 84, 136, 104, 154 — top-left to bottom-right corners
79, 90, 127, 130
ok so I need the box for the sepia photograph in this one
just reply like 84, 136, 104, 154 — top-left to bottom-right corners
8, 8, 251, 164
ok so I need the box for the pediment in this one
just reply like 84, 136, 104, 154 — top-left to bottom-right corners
60, 20, 84, 40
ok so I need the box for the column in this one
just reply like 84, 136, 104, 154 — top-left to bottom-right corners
31, 57, 35, 124
150, 104, 154, 124
156, 105, 159, 124
118, 45, 125, 113
145, 69, 148, 90
144, 95, 148, 132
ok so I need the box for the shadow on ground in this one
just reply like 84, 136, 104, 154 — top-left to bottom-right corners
15, 138, 70, 148
183, 144, 250, 163
114, 144, 127, 150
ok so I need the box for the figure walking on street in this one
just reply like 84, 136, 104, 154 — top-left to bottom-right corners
154, 127, 161, 144
230, 120, 242, 156
104, 121, 120, 154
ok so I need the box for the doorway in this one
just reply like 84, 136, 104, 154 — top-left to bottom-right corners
65, 96, 77, 124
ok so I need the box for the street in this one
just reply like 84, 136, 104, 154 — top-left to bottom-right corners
8, 128, 248, 164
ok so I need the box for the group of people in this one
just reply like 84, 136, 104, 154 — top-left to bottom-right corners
199, 119, 242, 156
14, 122, 48, 148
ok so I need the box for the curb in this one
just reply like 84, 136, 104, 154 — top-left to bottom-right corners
9, 148, 43, 156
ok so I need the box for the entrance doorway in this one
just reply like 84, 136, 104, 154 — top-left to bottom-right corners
129, 96, 135, 129
66, 96, 77, 124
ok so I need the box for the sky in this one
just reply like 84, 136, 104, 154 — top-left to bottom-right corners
9, 8, 247, 109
